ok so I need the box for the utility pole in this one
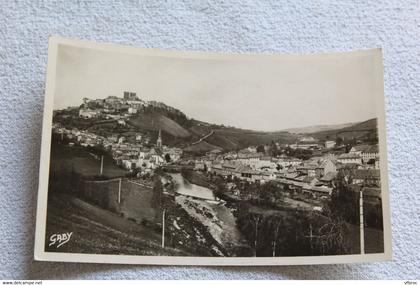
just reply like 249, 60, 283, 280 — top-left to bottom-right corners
100, 155, 104, 176
309, 223, 313, 255
118, 178, 122, 204
272, 221, 281, 257
304, 223, 315, 255
252, 215, 260, 257
359, 188, 365, 254
161, 209, 166, 248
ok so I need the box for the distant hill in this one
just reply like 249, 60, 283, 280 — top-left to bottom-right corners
122, 107, 377, 153
182, 128, 298, 154
124, 107, 296, 152
310, 118, 378, 142
284, 122, 357, 134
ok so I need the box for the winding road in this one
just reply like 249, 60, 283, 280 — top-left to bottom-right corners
191, 130, 214, 145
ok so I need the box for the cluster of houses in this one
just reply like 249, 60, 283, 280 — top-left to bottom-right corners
193, 138, 381, 201
336, 145, 380, 166
77, 92, 149, 119
77, 92, 182, 124
53, 92, 188, 175
52, 123, 183, 176
114, 130, 183, 173
194, 150, 336, 198
288, 136, 337, 150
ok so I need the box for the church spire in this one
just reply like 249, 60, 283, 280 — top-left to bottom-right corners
156, 129, 162, 148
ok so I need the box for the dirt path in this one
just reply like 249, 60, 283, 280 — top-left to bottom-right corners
191, 130, 214, 145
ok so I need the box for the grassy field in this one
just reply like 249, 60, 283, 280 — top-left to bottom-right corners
85, 179, 158, 223
45, 193, 188, 256
49, 142, 128, 178
45, 191, 226, 256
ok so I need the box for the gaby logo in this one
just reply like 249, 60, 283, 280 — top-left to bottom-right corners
49, 232, 73, 248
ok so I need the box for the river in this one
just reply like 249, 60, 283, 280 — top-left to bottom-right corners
169, 173, 216, 201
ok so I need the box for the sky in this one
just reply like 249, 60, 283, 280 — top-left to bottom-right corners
54, 44, 380, 131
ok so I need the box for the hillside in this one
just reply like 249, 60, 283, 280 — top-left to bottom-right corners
213, 128, 297, 148
310, 118, 378, 142
128, 113, 191, 138
56, 98, 374, 154
284, 122, 357, 134
128, 109, 302, 153
182, 125, 300, 154
183, 140, 223, 153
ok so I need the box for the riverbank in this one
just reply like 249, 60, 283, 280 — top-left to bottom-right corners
161, 197, 228, 256
175, 195, 252, 256
180, 169, 216, 190
168, 170, 252, 256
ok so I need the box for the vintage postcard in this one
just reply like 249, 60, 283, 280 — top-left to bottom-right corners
34, 36, 391, 265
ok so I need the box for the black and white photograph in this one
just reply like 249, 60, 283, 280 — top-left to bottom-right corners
34, 37, 391, 265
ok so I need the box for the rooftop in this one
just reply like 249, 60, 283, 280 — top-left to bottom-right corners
338, 153, 362, 159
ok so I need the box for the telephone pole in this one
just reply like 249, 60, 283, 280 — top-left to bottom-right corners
118, 178, 122, 204
161, 209, 166, 248
272, 221, 281, 257
253, 215, 260, 257
304, 223, 315, 255
100, 155, 104, 176
359, 188, 365, 254
309, 223, 313, 255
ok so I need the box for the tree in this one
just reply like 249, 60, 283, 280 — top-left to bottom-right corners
130, 168, 140, 177
345, 144, 353, 153
213, 175, 226, 198
312, 214, 348, 255
256, 145, 265, 153
260, 181, 282, 204
335, 136, 344, 146
164, 153, 171, 163
271, 219, 283, 257
270, 141, 279, 157
249, 213, 262, 256
152, 175, 165, 219
327, 172, 358, 224
367, 158, 375, 165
